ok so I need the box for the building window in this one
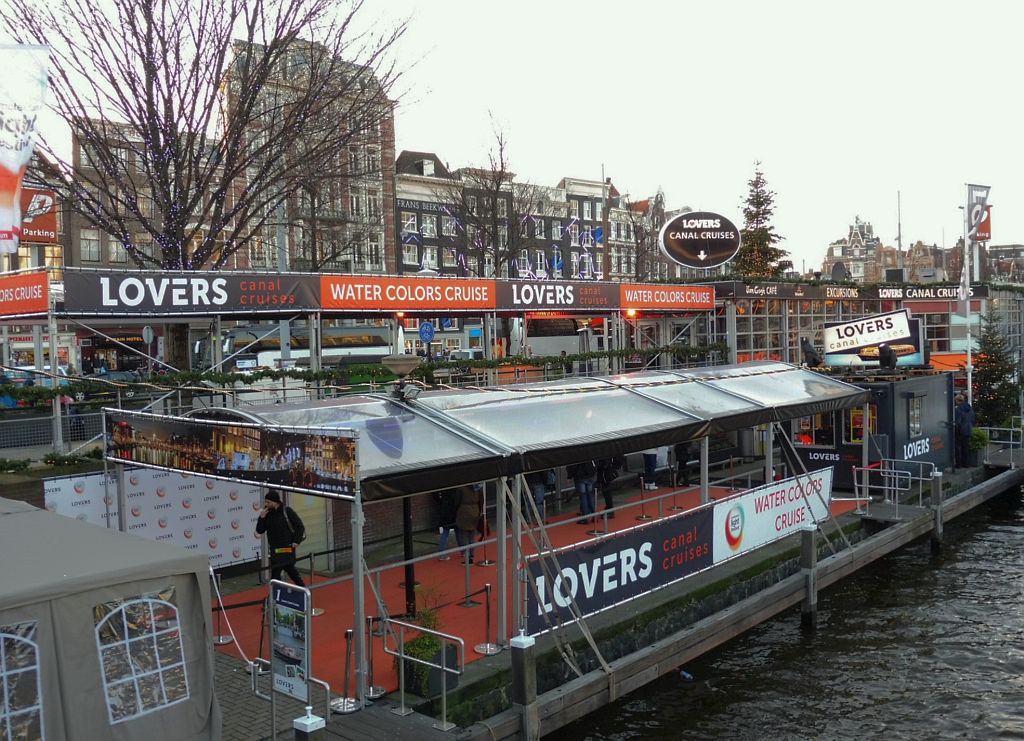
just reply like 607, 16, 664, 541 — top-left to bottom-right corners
551, 220, 561, 240
583, 201, 592, 220
467, 195, 477, 215
518, 248, 529, 273
792, 413, 835, 447
365, 146, 380, 174
442, 247, 457, 267
367, 233, 382, 269
349, 190, 363, 217
569, 224, 579, 246
571, 200, 579, 219
442, 216, 457, 237
94, 595, 189, 724
498, 225, 508, 247
570, 251, 579, 277
497, 198, 507, 218
423, 246, 438, 269
80, 229, 101, 261
398, 209, 416, 234
844, 405, 877, 445
137, 188, 153, 218
581, 226, 593, 246
348, 146, 360, 173
534, 217, 544, 239
552, 248, 563, 277
519, 217, 529, 238
401, 242, 418, 265
595, 201, 603, 222
0, 621, 43, 741
421, 214, 437, 238
908, 397, 923, 437
366, 190, 381, 219
109, 241, 128, 263
536, 250, 545, 273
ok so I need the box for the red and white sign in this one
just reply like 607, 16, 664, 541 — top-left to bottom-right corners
18, 187, 57, 242
712, 468, 833, 562
975, 206, 992, 242
321, 275, 496, 311
0, 269, 48, 315
619, 283, 715, 311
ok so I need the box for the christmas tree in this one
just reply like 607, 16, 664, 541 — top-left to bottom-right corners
972, 306, 1020, 426
732, 164, 790, 278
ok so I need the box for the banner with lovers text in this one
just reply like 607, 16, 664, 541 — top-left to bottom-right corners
525, 505, 714, 635
43, 467, 263, 567
712, 468, 833, 563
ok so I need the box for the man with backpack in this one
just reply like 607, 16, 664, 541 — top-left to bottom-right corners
256, 491, 307, 586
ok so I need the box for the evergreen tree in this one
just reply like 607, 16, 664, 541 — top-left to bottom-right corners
973, 306, 1020, 425
732, 164, 790, 278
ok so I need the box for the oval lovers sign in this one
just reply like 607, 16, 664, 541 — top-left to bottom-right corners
658, 211, 742, 270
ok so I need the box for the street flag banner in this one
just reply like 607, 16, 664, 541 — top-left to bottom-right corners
961, 183, 990, 310
0, 45, 49, 255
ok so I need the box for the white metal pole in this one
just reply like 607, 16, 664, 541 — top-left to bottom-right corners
963, 188, 973, 406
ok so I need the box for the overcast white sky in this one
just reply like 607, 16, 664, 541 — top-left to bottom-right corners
377, 0, 1024, 272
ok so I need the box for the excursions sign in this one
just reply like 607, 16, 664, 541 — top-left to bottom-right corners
658, 211, 742, 270
106, 409, 358, 499
63, 271, 320, 314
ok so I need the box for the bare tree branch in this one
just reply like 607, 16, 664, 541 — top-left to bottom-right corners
3, 0, 405, 270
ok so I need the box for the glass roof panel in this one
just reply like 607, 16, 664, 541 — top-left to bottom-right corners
700, 367, 861, 407
419, 386, 699, 450
236, 396, 498, 478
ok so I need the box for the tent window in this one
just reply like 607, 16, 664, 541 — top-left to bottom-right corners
95, 595, 190, 724
1, 621, 43, 741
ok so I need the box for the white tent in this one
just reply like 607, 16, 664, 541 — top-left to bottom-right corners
0, 497, 220, 740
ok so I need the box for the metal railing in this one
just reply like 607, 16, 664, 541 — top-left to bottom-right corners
979, 426, 1024, 469
382, 617, 464, 731
849, 458, 937, 518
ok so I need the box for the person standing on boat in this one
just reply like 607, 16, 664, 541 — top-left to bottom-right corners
454, 484, 482, 564
256, 491, 306, 586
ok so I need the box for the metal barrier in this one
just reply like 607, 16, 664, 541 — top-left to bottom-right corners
849, 459, 937, 518
382, 617, 465, 731
979, 426, 1023, 469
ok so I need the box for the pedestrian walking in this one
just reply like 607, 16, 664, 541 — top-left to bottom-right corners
454, 484, 482, 564
560, 350, 573, 377
255, 491, 306, 586
954, 393, 975, 469
596, 457, 622, 517
433, 488, 459, 560
568, 458, 597, 523
524, 470, 554, 523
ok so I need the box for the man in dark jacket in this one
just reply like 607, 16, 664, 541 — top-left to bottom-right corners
432, 488, 459, 559
954, 394, 975, 469
255, 491, 306, 586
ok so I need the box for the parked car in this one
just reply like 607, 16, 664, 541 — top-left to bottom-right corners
78, 370, 141, 401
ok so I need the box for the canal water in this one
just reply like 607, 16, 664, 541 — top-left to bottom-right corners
565, 486, 1024, 740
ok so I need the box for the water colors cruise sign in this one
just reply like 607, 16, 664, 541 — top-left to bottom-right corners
659, 211, 742, 269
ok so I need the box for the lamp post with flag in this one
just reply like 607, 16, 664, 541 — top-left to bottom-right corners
962, 183, 991, 405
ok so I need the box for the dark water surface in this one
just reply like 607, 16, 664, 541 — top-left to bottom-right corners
564, 487, 1024, 740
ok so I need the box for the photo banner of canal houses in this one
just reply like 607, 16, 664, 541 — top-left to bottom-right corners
525, 469, 833, 635
270, 581, 311, 703
105, 409, 357, 499
823, 309, 926, 367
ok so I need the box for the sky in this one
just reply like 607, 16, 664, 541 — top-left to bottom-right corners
372, 0, 1024, 273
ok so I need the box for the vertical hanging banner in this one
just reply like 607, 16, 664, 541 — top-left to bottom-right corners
0, 45, 49, 255
961, 184, 990, 314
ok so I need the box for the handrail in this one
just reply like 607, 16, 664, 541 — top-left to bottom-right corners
382, 617, 464, 727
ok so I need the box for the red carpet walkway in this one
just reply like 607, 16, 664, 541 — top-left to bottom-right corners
213, 481, 858, 695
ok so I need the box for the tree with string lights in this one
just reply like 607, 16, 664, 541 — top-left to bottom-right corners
732, 164, 790, 278
431, 126, 548, 279
2, 0, 404, 366
972, 305, 1020, 426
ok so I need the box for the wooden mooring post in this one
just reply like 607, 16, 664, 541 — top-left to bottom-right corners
511, 633, 539, 741
930, 471, 944, 554
800, 528, 817, 630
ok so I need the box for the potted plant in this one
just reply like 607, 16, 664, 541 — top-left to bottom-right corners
969, 427, 989, 466
395, 587, 458, 697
